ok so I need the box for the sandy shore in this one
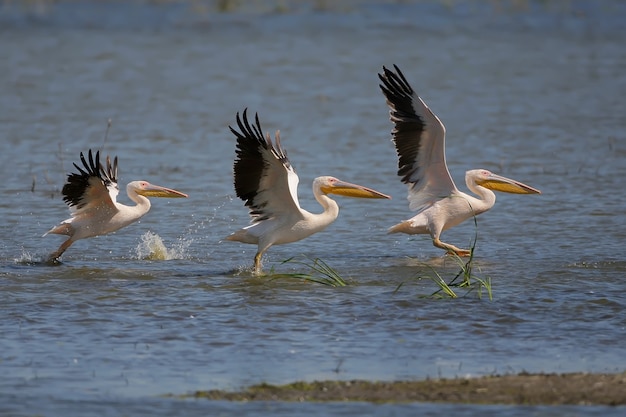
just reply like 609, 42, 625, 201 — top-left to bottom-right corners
187, 372, 626, 405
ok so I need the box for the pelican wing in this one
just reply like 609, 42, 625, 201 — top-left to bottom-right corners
100, 153, 120, 204
62, 149, 119, 216
379, 65, 457, 212
230, 109, 301, 223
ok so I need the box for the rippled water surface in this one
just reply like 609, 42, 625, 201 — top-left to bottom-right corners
1, 1, 625, 415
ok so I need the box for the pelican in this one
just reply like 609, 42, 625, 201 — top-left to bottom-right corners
226, 109, 391, 274
44, 149, 188, 261
378, 65, 541, 256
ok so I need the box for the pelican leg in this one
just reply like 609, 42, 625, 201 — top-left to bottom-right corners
432, 238, 471, 257
253, 251, 263, 275
48, 238, 74, 262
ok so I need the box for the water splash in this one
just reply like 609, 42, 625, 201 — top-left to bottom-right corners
130, 197, 231, 262
181, 195, 232, 237
14, 250, 36, 264
135, 231, 190, 260
13, 250, 60, 266
167, 194, 233, 260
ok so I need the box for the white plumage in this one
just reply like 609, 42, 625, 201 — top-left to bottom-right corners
379, 65, 540, 256
226, 110, 391, 274
45, 149, 187, 261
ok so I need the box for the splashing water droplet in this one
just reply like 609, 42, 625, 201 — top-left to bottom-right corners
14, 250, 35, 264
136, 231, 191, 260
135, 232, 168, 260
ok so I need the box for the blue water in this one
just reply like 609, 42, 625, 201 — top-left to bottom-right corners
1, 1, 625, 415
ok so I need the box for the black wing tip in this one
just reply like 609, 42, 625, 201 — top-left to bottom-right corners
62, 148, 119, 208
378, 64, 414, 97
72, 148, 101, 179
229, 109, 293, 210
76, 148, 119, 183
378, 66, 426, 185
101, 154, 119, 185
230, 109, 267, 204
62, 149, 100, 207
230, 108, 266, 146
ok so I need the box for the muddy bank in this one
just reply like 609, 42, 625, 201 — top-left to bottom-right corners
188, 372, 626, 405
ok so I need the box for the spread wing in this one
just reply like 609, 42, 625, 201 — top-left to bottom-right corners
229, 109, 302, 223
379, 65, 457, 212
62, 149, 119, 216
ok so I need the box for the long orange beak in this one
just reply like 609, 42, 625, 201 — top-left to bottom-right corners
321, 180, 391, 199
478, 174, 541, 195
137, 183, 188, 198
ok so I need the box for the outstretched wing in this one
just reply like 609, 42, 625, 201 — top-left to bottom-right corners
62, 149, 118, 216
379, 65, 457, 212
229, 109, 302, 223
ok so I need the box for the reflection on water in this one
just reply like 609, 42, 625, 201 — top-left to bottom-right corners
1, 1, 626, 416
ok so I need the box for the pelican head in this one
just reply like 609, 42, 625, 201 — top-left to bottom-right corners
129, 181, 189, 198
469, 170, 541, 195
316, 176, 391, 199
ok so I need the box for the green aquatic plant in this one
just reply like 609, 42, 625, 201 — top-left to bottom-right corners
416, 261, 460, 299
271, 255, 348, 287
397, 215, 493, 300
432, 243, 492, 300
441, 215, 492, 300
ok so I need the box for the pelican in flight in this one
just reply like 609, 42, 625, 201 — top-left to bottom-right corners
378, 65, 541, 256
44, 149, 188, 261
226, 109, 391, 274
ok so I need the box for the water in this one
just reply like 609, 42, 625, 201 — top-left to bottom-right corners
1, 1, 625, 415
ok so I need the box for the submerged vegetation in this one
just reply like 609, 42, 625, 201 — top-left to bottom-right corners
394, 252, 493, 300
269, 231, 492, 299
270, 255, 349, 287
396, 216, 493, 300
420, 246, 493, 300
271, 215, 492, 298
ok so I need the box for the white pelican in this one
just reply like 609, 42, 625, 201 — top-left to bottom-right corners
378, 65, 541, 256
226, 109, 391, 274
44, 149, 188, 261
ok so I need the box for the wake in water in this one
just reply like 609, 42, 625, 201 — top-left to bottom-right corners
134, 231, 191, 260
13, 250, 61, 266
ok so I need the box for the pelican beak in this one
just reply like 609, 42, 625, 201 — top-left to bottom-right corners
322, 180, 391, 199
478, 174, 541, 195
137, 184, 188, 198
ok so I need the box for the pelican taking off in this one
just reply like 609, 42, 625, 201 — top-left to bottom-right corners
226, 109, 391, 274
378, 65, 540, 256
44, 149, 188, 261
